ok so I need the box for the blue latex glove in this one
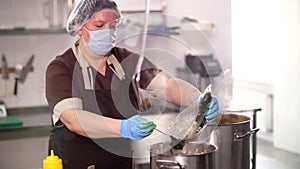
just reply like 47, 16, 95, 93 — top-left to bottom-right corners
205, 96, 219, 122
195, 95, 219, 122
120, 115, 156, 140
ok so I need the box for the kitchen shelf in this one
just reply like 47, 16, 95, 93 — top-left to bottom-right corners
0, 27, 67, 36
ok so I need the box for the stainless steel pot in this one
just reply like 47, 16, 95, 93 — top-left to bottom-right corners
204, 114, 259, 169
150, 142, 217, 169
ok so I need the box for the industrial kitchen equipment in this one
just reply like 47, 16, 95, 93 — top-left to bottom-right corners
180, 17, 222, 92
150, 142, 216, 169
194, 109, 261, 169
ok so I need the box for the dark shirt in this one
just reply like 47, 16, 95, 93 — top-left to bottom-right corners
46, 47, 160, 169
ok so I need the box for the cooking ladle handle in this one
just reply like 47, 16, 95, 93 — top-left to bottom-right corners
156, 159, 184, 169
13, 77, 18, 95
234, 128, 260, 140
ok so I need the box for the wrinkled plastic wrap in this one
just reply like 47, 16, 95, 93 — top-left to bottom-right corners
166, 85, 212, 149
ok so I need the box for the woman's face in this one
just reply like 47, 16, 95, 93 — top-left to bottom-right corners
78, 10, 118, 42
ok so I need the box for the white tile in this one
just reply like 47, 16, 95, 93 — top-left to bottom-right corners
0, 137, 48, 169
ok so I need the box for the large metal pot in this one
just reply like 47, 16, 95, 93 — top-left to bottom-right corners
203, 113, 259, 169
150, 142, 217, 169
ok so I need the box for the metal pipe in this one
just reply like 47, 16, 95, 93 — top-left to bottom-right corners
252, 109, 261, 169
131, 0, 151, 112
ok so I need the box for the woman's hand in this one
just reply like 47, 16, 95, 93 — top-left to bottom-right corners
120, 115, 156, 140
195, 96, 219, 122
204, 96, 219, 122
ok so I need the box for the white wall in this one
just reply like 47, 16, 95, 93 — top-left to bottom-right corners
115, 0, 163, 11
166, 0, 232, 70
232, 0, 300, 155
273, 0, 300, 155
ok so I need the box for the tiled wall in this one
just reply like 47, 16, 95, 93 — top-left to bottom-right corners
0, 34, 74, 108
0, 128, 50, 169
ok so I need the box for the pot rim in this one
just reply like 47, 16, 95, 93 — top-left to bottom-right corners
210, 113, 251, 126
149, 142, 217, 156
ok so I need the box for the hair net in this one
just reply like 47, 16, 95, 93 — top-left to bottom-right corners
66, 0, 121, 36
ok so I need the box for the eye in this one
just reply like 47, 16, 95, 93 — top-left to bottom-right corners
96, 24, 104, 28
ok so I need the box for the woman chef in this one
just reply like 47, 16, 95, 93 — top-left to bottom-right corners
45, 0, 219, 168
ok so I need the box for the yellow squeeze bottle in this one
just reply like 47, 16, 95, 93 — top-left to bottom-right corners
43, 150, 63, 169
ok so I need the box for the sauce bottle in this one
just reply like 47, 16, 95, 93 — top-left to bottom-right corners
43, 150, 62, 169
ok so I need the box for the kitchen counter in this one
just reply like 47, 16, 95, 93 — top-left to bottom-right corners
0, 125, 52, 140
2, 106, 51, 128
0, 106, 52, 140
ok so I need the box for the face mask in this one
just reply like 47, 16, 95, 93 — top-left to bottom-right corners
84, 28, 116, 56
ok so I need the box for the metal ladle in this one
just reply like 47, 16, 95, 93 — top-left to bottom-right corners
131, 0, 151, 112
130, 0, 172, 139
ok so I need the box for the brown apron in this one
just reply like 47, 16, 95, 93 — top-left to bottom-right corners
48, 47, 160, 169
50, 62, 138, 169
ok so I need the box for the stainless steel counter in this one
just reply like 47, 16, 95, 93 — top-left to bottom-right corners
0, 106, 52, 140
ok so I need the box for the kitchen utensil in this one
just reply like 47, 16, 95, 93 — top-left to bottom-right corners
14, 55, 34, 95
1, 54, 9, 97
165, 85, 212, 149
197, 113, 259, 169
1, 54, 9, 80
0, 116, 23, 127
131, 0, 151, 112
150, 142, 216, 169
154, 128, 174, 138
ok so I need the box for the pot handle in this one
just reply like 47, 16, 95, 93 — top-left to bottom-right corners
234, 128, 260, 140
156, 159, 185, 169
